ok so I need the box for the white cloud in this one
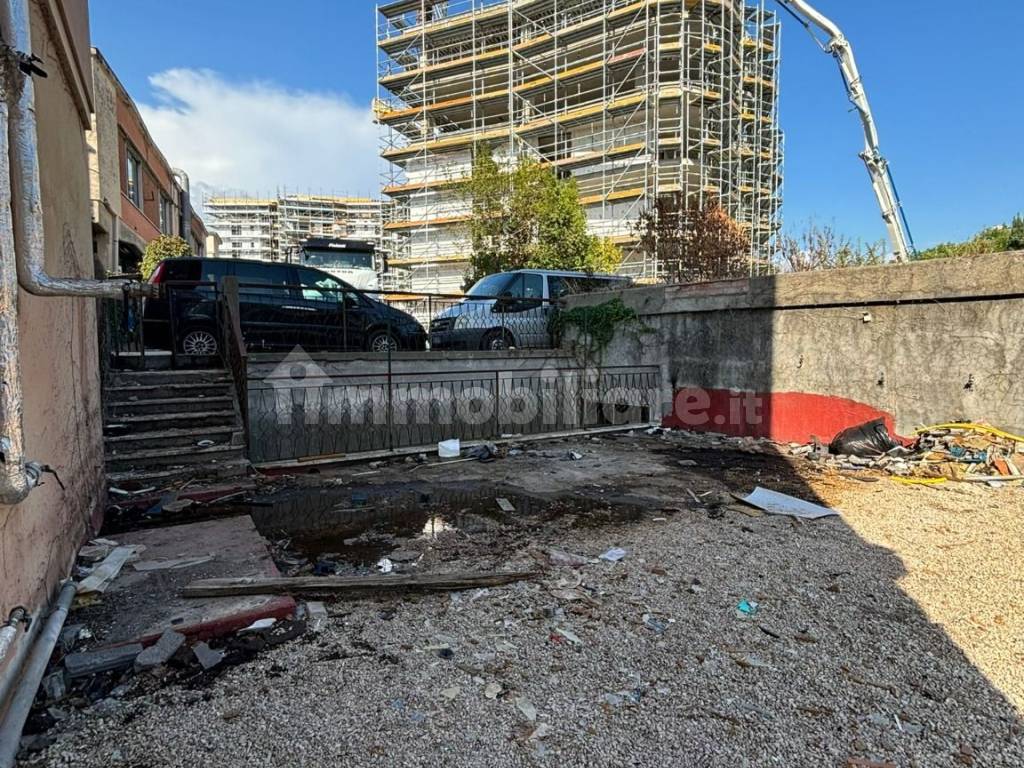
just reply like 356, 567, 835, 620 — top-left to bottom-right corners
137, 69, 380, 212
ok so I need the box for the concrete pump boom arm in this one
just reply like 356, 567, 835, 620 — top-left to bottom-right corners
775, 0, 914, 261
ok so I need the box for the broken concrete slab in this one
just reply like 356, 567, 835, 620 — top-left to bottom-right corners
89, 516, 295, 647
134, 630, 186, 672
192, 642, 225, 671
64, 644, 143, 679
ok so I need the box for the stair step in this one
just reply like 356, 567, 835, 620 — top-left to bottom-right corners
104, 410, 239, 434
106, 443, 245, 472
105, 426, 240, 450
107, 382, 235, 399
108, 396, 234, 416
111, 369, 231, 387
107, 458, 250, 486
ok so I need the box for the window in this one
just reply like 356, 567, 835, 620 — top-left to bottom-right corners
159, 194, 173, 234
297, 268, 343, 302
548, 276, 570, 299
125, 145, 142, 207
518, 273, 544, 300
232, 262, 290, 297
230, 225, 242, 236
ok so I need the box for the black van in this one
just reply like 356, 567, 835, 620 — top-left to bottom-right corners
142, 258, 426, 354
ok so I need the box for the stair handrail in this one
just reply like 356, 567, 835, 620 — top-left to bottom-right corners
218, 277, 249, 449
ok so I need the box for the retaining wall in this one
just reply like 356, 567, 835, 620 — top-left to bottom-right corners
565, 251, 1024, 442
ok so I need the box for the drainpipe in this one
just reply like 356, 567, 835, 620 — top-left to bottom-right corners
0, 582, 75, 768
173, 167, 191, 243
0, 0, 151, 503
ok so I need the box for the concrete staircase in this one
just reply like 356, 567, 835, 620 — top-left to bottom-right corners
104, 369, 249, 489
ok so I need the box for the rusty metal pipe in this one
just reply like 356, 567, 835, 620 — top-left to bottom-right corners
0, 16, 30, 503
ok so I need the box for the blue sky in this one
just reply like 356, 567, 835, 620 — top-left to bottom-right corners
90, 0, 1023, 249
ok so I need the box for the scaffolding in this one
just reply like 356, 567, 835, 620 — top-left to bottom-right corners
376, 0, 782, 292
205, 198, 280, 262
206, 195, 390, 265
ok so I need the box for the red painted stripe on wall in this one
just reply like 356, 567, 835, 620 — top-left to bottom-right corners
663, 388, 902, 445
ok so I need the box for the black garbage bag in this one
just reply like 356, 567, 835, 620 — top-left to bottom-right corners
829, 418, 902, 457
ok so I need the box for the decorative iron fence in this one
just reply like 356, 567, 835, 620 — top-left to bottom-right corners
247, 364, 660, 464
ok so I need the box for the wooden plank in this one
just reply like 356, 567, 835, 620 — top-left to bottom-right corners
183, 570, 540, 598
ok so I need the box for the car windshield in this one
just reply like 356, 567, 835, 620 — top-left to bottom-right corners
467, 273, 515, 297
302, 248, 373, 270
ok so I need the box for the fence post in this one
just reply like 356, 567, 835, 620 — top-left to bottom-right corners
167, 285, 178, 369
493, 370, 501, 438
221, 277, 240, 350
386, 331, 394, 451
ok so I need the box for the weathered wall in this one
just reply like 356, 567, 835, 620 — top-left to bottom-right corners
0, 0, 104, 685
567, 252, 1024, 441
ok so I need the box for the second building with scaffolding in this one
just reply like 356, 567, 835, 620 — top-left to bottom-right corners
376, 0, 783, 293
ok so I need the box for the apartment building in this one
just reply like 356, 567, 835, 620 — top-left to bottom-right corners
206, 194, 388, 263
376, 0, 782, 293
88, 49, 207, 275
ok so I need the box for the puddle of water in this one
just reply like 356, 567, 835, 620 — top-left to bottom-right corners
248, 482, 646, 568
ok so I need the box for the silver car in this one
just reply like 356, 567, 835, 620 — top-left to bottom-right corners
429, 269, 630, 350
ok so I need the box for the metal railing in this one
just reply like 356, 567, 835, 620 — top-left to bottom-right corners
247, 364, 660, 464
219, 277, 250, 446
103, 281, 594, 362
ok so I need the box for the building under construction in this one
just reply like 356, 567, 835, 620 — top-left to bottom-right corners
206, 195, 387, 263
376, 0, 782, 293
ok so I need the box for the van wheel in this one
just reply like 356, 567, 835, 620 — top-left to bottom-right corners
367, 330, 400, 353
180, 327, 219, 356
480, 329, 514, 351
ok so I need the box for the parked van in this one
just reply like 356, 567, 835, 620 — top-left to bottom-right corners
428, 269, 631, 350
142, 258, 426, 354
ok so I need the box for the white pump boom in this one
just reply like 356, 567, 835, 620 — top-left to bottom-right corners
775, 0, 914, 261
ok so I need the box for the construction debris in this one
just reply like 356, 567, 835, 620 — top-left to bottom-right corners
76, 545, 144, 595
133, 630, 186, 672
784, 420, 1024, 487
64, 644, 143, 679
182, 570, 539, 598
739, 487, 840, 520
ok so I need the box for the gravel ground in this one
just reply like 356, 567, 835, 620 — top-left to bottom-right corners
23, 432, 1024, 767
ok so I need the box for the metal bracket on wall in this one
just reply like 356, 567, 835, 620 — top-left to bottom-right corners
0, 38, 46, 79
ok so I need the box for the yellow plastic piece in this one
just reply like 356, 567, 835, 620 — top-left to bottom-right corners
892, 477, 947, 486
914, 423, 1024, 444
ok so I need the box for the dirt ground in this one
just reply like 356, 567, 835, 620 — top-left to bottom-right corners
23, 431, 1024, 767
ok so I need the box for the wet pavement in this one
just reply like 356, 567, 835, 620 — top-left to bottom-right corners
249, 482, 650, 571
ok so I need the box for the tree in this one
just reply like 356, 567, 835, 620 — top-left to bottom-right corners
915, 213, 1024, 260
462, 143, 622, 287
634, 194, 750, 283
140, 235, 192, 279
777, 221, 885, 272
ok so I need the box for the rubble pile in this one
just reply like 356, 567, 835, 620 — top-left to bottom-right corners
790, 421, 1024, 486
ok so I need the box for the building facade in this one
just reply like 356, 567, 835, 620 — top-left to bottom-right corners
206, 194, 388, 263
376, 0, 782, 293
0, 0, 106, 690
88, 49, 207, 275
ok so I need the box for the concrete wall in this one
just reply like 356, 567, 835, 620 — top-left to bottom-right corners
0, 0, 104, 687
566, 252, 1024, 441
